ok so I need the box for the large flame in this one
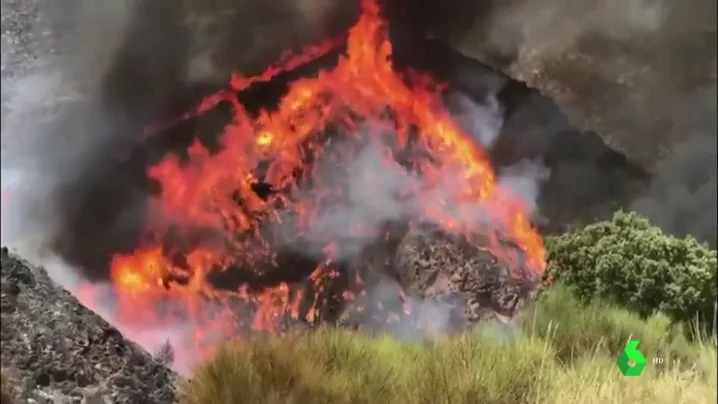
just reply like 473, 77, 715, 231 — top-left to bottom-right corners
78, 0, 545, 369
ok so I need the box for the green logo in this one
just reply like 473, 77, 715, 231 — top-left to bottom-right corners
617, 340, 647, 376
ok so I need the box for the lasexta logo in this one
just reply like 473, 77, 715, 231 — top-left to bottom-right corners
617, 340, 648, 376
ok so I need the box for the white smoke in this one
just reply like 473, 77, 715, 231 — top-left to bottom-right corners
281, 90, 548, 261
498, 159, 551, 212
0, 0, 211, 374
269, 92, 548, 337
449, 91, 551, 210
450, 91, 505, 147
343, 272, 459, 339
1, 0, 130, 253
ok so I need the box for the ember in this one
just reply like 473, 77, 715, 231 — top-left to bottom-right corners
77, 0, 545, 369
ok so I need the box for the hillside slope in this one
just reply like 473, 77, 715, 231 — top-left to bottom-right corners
0, 247, 178, 404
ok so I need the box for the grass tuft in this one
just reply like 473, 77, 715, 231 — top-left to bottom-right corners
181, 286, 717, 404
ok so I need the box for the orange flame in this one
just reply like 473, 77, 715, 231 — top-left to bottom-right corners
79, 0, 545, 369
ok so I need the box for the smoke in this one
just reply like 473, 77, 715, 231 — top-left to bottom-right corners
0, 0, 363, 274
443, 0, 715, 241
631, 86, 717, 248
448, 89, 551, 213
178, 0, 360, 85
0, 0, 176, 361
1, 0, 144, 280
452, 0, 668, 67
505, 0, 665, 57
341, 272, 458, 339
276, 87, 548, 262
0, 0, 585, 283
2, 0, 92, 257
0, 0, 368, 371
449, 91, 505, 147
267, 90, 547, 339
0, 0, 572, 372
632, 134, 717, 248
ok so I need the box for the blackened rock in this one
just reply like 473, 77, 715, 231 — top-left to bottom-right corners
0, 247, 178, 404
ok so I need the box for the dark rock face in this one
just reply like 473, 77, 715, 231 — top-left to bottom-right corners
0, 247, 178, 404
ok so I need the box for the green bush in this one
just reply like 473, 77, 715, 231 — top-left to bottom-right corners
544, 210, 717, 325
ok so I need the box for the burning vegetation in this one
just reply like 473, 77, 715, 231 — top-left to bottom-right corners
1, 0, 715, 402
58, 0, 546, 365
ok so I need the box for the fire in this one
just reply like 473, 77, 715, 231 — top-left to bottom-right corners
256, 131, 274, 146
111, 248, 166, 294
79, 0, 545, 370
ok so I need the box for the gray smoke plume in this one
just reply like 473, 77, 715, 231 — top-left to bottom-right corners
1, 0, 182, 369
633, 133, 717, 248
278, 89, 548, 262
632, 86, 717, 248
451, 0, 669, 68
0, 0, 363, 270
268, 92, 548, 340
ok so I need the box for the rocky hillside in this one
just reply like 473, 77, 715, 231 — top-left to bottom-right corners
0, 247, 178, 404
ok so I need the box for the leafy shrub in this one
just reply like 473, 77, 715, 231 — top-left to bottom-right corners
544, 210, 717, 325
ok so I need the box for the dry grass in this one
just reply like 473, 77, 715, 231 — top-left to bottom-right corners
180, 286, 717, 404
546, 353, 716, 403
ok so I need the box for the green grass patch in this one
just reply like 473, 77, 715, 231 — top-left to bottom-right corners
518, 285, 711, 369
181, 286, 716, 404
181, 328, 555, 404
